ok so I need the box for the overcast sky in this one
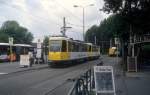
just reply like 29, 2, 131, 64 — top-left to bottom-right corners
0, 0, 109, 42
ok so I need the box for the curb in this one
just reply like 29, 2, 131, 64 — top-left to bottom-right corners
4, 65, 48, 75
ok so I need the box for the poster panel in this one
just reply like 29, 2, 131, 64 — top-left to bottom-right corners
94, 66, 116, 95
36, 49, 42, 58
20, 55, 30, 66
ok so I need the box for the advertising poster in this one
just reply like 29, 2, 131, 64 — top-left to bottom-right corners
94, 66, 116, 95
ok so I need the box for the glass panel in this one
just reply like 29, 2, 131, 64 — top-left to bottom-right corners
68, 41, 72, 52
49, 40, 61, 52
62, 40, 66, 52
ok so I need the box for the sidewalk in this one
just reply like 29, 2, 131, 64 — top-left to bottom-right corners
101, 55, 150, 95
0, 62, 48, 75
125, 71, 150, 95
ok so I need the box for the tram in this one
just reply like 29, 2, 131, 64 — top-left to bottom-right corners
48, 36, 100, 66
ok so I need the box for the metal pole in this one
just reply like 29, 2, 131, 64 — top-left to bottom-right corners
94, 36, 96, 45
83, 7, 85, 41
102, 41, 103, 54
117, 44, 118, 64
10, 45, 12, 63
110, 39, 112, 48
63, 17, 66, 36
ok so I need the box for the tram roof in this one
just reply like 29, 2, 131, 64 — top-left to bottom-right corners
49, 36, 85, 43
49, 36, 99, 46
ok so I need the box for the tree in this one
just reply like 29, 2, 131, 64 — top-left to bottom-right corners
85, 25, 98, 43
85, 14, 129, 54
0, 20, 33, 44
85, 14, 128, 43
43, 36, 49, 55
102, 0, 150, 34
101, 0, 150, 67
0, 31, 9, 43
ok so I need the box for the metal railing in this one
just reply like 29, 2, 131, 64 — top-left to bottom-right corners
68, 69, 95, 95
130, 34, 150, 43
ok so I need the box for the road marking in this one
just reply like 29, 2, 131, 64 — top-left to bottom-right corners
0, 72, 8, 75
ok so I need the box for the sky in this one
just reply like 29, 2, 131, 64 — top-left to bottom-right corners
0, 0, 109, 42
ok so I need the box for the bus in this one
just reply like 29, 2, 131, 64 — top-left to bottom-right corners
0, 43, 33, 62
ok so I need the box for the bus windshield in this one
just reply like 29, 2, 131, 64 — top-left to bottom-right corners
49, 41, 61, 52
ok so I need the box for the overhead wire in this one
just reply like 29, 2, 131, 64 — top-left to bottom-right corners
53, 0, 83, 23
66, 22, 91, 28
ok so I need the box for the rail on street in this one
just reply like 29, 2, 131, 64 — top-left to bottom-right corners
1, 56, 150, 95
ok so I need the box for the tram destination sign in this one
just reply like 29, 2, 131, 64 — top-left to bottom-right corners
94, 66, 116, 95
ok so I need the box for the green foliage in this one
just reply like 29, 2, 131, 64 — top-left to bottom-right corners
143, 45, 150, 51
0, 20, 33, 44
0, 31, 9, 43
43, 36, 49, 55
85, 25, 98, 43
85, 14, 129, 44
102, 0, 150, 34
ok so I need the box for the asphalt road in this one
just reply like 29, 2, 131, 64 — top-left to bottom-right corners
0, 59, 100, 95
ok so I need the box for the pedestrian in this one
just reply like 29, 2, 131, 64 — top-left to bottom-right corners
29, 52, 34, 67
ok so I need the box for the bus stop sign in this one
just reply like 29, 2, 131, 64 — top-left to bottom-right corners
9, 37, 13, 45
94, 66, 116, 95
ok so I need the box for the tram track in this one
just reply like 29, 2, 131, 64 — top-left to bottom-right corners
20, 60, 98, 95
26, 62, 91, 87
0, 60, 99, 95
0, 66, 49, 80
0, 59, 98, 80
43, 60, 98, 95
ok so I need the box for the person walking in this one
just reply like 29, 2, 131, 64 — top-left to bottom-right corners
29, 51, 34, 67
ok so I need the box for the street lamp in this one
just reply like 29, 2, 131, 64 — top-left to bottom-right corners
73, 4, 94, 41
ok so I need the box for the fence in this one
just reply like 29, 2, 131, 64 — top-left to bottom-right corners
68, 69, 95, 95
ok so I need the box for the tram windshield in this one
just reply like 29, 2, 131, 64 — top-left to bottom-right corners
49, 41, 61, 52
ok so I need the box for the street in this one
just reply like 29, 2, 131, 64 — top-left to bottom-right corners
0, 56, 150, 95
0, 60, 99, 95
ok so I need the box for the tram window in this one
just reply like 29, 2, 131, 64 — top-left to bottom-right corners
84, 44, 87, 52
62, 40, 66, 52
93, 47, 95, 52
72, 42, 76, 52
68, 41, 72, 52
74, 42, 79, 52
82, 44, 84, 52
76, 43, 79, 52
92, 46, 96, 52
78, 43, 82, 52
93, 46, 97, 52
49, 40, 61, 52
89, 46, 92, 52
71, 42, 74, 52
82, 44, 85, 52
86, 45, 88, 52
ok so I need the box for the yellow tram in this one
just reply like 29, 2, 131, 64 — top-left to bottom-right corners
48, 36, 100, 66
